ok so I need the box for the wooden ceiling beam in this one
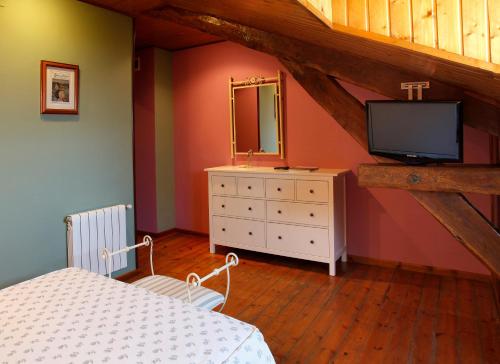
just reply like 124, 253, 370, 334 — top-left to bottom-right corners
149, 5, 500, 137
281, 59, 500, 276
358, 164, 500, 195
153, 0, 500, 101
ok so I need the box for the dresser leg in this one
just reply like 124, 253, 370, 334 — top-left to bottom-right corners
210, 243, 216, 254
329, 261, 336, 276
342, 250, 348, 262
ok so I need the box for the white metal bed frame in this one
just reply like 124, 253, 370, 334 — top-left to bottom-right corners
101, 235, 239, 311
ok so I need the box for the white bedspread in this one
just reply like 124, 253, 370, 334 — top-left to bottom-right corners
0, 268, 274, 363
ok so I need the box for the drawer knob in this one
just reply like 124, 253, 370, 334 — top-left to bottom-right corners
309, 189, 314, 194
221, 204, 225, 208
310, 240, 315, 244
247, 186, 252, 190
248, 231, 253, 236
277, 187, 281, 192
221, 184, 225, 188
248, 207, 252, 211
278, 235, 282, 240
310, 213, 314, 217
278, 210, 282, 214
222, 228, 226, 232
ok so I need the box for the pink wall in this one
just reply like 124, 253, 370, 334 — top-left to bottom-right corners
134, 48, 157, 232
172, 41, 492, 274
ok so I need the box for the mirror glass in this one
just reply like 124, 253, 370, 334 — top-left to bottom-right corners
230, 72, 284, 158
234, 84, 278, 154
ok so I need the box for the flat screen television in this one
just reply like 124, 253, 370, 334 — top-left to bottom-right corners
366, 101, 463, 164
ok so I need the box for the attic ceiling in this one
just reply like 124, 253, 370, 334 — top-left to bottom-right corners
81, 0, 221, 50
81, 0, 499, 135
134, 15, 220, 50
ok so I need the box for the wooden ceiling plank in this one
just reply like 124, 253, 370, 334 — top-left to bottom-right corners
389, 0, 412, 41
298, 0, 334, 26
332, 0, 348, 25
411, 0, 435, 48
347, 0, 368, 31
368, 0, 390, 36
436, 0, 462, 55
489, 0, 500, 64
462, 0, 489, 62
358, 164, 500, 195
280, 60, 500, 276
149, 5, 500, 136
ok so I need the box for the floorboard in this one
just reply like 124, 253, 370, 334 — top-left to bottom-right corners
125, 232, 500, 364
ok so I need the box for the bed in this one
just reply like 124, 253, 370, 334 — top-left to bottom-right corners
0, 268, 274, 363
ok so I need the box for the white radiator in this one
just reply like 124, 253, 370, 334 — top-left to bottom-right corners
65, 204, 131, 275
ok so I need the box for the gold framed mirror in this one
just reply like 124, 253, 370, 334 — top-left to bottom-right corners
229, 71, 284, 159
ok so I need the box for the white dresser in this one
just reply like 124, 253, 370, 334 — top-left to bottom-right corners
205, 166, 349, 275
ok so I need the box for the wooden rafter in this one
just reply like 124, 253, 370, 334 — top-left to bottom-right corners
358, 164, 500, 195
148, 5, 500, 137
149, 1, 500, 100
281, 59, 500, 276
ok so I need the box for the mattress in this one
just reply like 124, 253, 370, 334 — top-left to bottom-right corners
0, 268, 274, 363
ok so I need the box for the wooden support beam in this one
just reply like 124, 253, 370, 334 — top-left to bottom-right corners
149, 5, 500, 137
409, 191, 500, 275
358, 164, 500, 195
280, 60, 368, 148
152, 1, 500, 100
281, 60, 500, 276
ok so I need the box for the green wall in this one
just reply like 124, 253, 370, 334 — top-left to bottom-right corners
0, 0, 135, 288
154, 49, 176, 232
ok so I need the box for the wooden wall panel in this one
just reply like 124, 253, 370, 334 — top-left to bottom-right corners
368, 0, 389, 35
302, 0, 334, 23
462, 0, 488, 61
412, 0, 436, 47
332, 0, 348, 25
436, 0, 462, 54
324, 0, 500, 65
488, 0, 500, 63
389, 0, 412, 41
347, 0, 368, 30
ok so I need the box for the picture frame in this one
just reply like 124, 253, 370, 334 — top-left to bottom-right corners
40, 60, 79, 114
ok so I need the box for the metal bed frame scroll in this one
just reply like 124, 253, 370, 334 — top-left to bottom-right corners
101, 235, 239, 312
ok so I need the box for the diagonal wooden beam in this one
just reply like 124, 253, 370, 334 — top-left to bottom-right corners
148, 5, 500, 137
409, 191, 500, 275
154, 0, 500, 100
281, 59, 500, 276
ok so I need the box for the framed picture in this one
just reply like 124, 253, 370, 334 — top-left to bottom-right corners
40, 61, 79, 114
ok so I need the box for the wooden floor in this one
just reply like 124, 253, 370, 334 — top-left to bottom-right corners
125, 233, 500, 364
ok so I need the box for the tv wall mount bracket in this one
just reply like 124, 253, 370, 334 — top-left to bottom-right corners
400, 81, 430, 101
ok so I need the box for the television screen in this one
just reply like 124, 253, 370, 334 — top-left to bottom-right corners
366, 101, 463, 164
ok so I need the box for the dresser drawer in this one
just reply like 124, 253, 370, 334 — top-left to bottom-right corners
212, 196, 265, 220
267, 223, 329, 257
212, 175, 236, 195
237, 177, 265, 198
213, 216, 265, 247
296, 180, 329, 203
267, 201, 329, 227
266, 178, 294, 200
